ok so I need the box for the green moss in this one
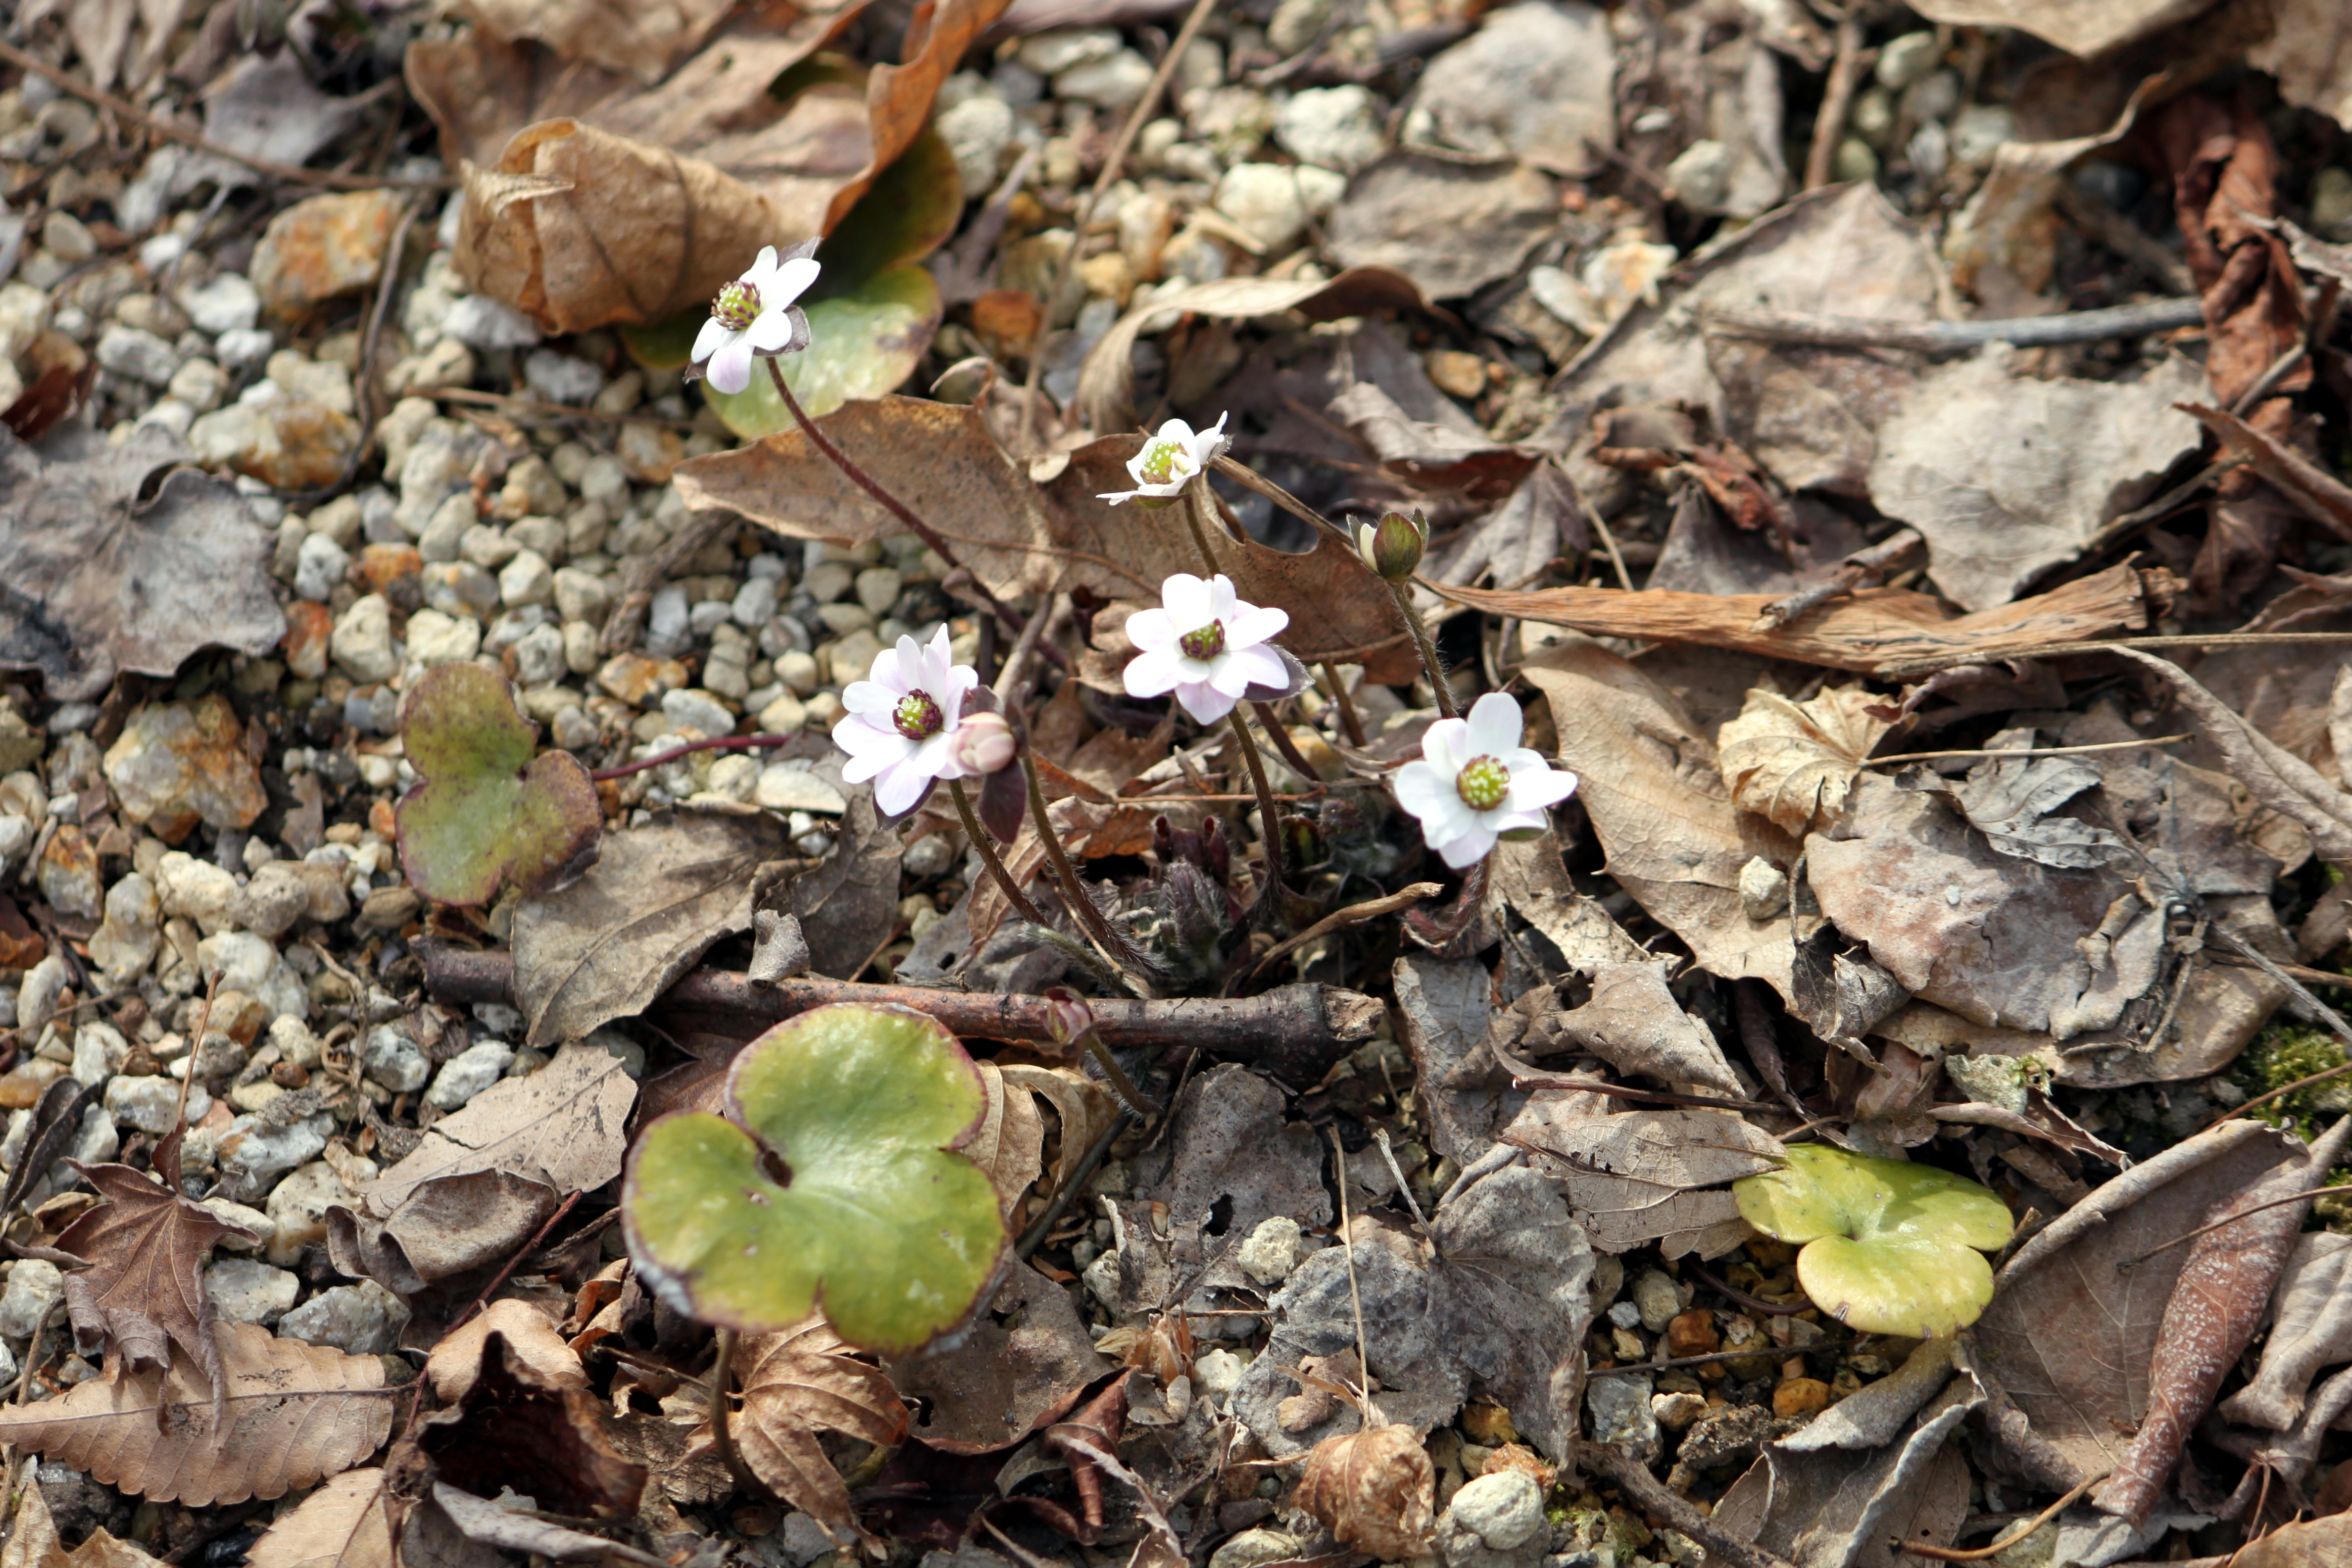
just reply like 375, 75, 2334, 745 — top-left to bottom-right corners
2229, 1025, 2352, 1127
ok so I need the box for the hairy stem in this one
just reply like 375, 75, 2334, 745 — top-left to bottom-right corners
947, 779, 1050, 929
1019, 746, 1142, 974
1182, 478, 1225, 575
1321, 661, 1367, 747
1227, 708, 1292, 893
1384, 579, 1458, 719
708, 1329, 757, 1496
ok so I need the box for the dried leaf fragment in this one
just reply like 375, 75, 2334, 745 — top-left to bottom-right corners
395, 663, 602, 908
728, 1315, 909, 1539
1297, 1421, 1435, 1561
1716, 685, 1891, 833
1545, 962, 1748, 1098
245, 1468, 394, 1568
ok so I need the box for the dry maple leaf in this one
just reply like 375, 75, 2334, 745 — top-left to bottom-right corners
245, 1468, 395, 1568
44, 1159, 257, 1421
1297, 1420, 1435, 1561
721, 1315, 909, 1540
1716, 685, 1890, 834
0, 1321, 395, 1505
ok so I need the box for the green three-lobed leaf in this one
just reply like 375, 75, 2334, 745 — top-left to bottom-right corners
395, 664, 602, 907
1734, 1143, 2013, 1337
624, 1002, 1005, 1354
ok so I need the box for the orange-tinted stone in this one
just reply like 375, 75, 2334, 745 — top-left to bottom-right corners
283, 600, 333, 679
1773, 1377, 1832, 1419
358, 543, 424, 593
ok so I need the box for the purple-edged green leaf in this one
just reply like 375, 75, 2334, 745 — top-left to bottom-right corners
623, 1001, 1004, 1353
395, 663, 602, 907
703, 265, 942, 433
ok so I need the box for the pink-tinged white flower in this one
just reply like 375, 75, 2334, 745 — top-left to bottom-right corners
833, 626, 980, 816
953, 711, 1016, 775
1099, 413, 1230, 505
1391, 692, 1577, 870
689, 242, 820, 395
1124, 573, 1288, 725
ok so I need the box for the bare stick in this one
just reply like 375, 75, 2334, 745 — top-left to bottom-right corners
1322, 662, 1368, 747
0, 39, 444, 193
1014, 1106, 1128, 1260
1803, 17, 1870, 191
1326, 1127, 1377, 1420
1018, 746, 1151, 984
947, 778, 1051, 929
1753, 527, 1921, 632
2116, 1186, 2345, 1271
1881, 631, 2352, 681
1705, 297, 2205, 355
589, 733, 801, 783
1016, 0, 1221, 453
1864, 735, 2189, 767
1249, 882, 1444, 980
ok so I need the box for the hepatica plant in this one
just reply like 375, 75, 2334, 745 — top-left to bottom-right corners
623, 1002, 1005, 1353
1733, 1143, 2014, 1337
395, 663, 602, 906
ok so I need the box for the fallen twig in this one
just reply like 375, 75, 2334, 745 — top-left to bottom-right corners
1877, 630, 2352, 681
1899, 1472, 2105, 1563
415, 946, 1382, 1083
1572, 1438, 1800, 1568
1248, 882, 1443, 980
1752, 528, 1921, 632
423, 386, 701, 429
1801, 17, 1871, 192
2176, 402, 2352, 542
1703, 297, 2206, 355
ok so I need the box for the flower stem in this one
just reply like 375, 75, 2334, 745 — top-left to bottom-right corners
1074, 1024, 1153, 1119
1321, 661, 1367, 747
1181, 477, 1225, 575
1227, 708, 1292, 893
708, 1329, 757, 1497
947, 778, 1050, 930
1018, 745, 1142, 969
1384, 578, 1459, 719
588, 732, 798, 783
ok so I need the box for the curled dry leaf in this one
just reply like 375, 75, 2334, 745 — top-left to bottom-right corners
464, 0, 744, 83
727, 1315, 910, 1539
0, 424, 284, 703
1715, 685, 1891, 834
418, 1334, 646, 1521
1895, 733, 2128, 871
245, 1469, 395, 1568
1297, 1421, 1435, 1562
1512, 1101, 1781, 1257
1903, 0, 2211, 56
4, 1472, 170, 1568
1541, 961, 1748, 1097
2218, 1232, 2352, 1431
887, 1263, 1113, 1452
363, 1044, 637, 1219
0, 1322, 395, 1506
426, 1299, 585, 1405
395, 664, 602, 909
967, 1059, 1047, 1224
427, 1484, 617, 1564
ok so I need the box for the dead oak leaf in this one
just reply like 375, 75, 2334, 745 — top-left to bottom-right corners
0, 424, 284, 702
47, 1159, 257, 1417
0, 1322, 394, 1505
245, 1468, 396, 1568
723, 1315, 908, 1541
1715, 684, 1890, 834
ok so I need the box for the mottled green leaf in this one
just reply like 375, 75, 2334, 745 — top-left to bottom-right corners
623, 1002, 1004, 1352
1734, 1143, 2012, 1337
703, 265, 942, 432
394, 664, 601, 907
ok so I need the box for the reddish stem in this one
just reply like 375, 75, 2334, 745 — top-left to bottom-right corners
588, 733, 799, 783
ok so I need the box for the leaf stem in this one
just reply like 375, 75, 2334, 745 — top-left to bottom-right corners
1018, 746, 1146, 977
946, 779, 1050, 929
1181, 478, 1226, 575
1385, 578, 1459, 719
588, 732, 801, 783
1226, 708, 1292, 894
707, 1328, 759, 1497
1897, 1471, 2105, 1562
1016, 1107, 1132, 1261
2115, 1184, 2345, 1272
1321, 661, 1367, 747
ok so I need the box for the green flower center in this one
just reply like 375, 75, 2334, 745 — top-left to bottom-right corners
893, 689, 944, 740
1456, 755, 1509, 811
1179, 621, 1226, 661
1137, 437, 1185, 486
712, 279, 760, 332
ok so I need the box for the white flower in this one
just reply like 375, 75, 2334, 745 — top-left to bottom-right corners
1099, 413, 1230, 505
1124, 573, 1288, 725
832, 627, 980, 816
1391, 692, 1577, 870
690, 243, 820, 395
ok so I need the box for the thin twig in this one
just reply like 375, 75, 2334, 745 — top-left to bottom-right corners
1686, 1260, 1813, 1317
2203, 921, 2352, 1128
0, 39, 448, 193
1248, 882, 1444, 980
2115, 1186, 2344, 1272
1588, 506, 1636, 593
1019, 746, 1151, 987
451, 1189, 584, 1331
1015, 0, 1221, 453
1899, 1473, 2106, 1562
1572, 1439, 1800, 1568
1015, 1108, 1130, 1260
2231, 344, 2308, 416
1803, 17, 1870, 191
947, 778, 1050, 929
1864, 735, 2190, 767
1585, 1331, 1862, 1378
1704, 297, 2207, 355
1326, 1127, 1377, 1422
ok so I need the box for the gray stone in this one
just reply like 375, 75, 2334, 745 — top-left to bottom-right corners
499, 548, 554, 608
363, 1022, 430, 1092
1214, 164, 1312, 251
524, 349, 605, 405
71, 1022, 126, 1087
513, 623, 567, 687
194, 931, 307, 1021
294, 531, 350, 601
404, 609, 481, 668
1585, 1372, 1660, 1465
1057, 49, 1154, 107
204, 1257, 298, 1325
1016, 27, 1118, 75
752, 763, 844, 813
276, 1280, 410, 1353
1448, 1471, 1542, 1552
662, 687, 735, 739
1874, 31, 1941, 91
1274, 86, 1384, 175
442, 295, 542, 350
166, 357, 225, 413
103, 1073, 211, 1134
417, 491, 476, 564
1237, 1216, 1302, 1286
1209, 1530, 1305, 1568
215, 327, 273, 370
196, 1198, 273, 1252
422, 561, 499, 621
1631, 1268, 1679, 1332
0, 1261, 63, 1338
180, 273, 260, 336
331, 594, 398, 683
553, 567, 612, 624
427, 1039, 516, 1110
87, 873, 159, 982
937, 97, 1016, 198
265, 1159, 358, 1267
96, 324, 180, 385
155, 851, 240, 933
217, 1112, 334, 1203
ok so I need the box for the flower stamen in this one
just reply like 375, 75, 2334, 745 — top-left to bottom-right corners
1178, 621, 1226, 661
894, 689, 944, 740
1137, 438, 1183, 486
712, 279, 760, 331
1456, 755, 1509, 811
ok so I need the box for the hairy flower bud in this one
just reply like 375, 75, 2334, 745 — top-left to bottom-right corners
1042, 987, 1095, 1049
1355, 510, 1427, 583
953, 710, 1016, 775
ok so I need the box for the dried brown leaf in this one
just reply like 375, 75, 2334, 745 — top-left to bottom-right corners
49, 1160, 257, 1417
246, 1468, 395, 1568
1544, 962, 1747, 1097
0, 1322, 394, 1505
1, 1471, 169, 1568
1715, 685, 1890, 834
2249, 0, 2352, 132
967, 1059, 1046, 1224
1513, 1103, 1780, 1257
426, 1299, 585, 1405
1297, 1422, 1435, 1562
464, 0, 743, 83
999, 1065, 1117, 1203
418, 1333, 646, 1519
0, 425, 284, 702
887, 1263, 1113, 1452
1904, 0, 2211, 56
729, 1315, 909, 1538
2219, 1231, 2352, 1431
362, 1044, 637, 1219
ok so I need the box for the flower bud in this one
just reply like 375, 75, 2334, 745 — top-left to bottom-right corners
954, 711, 1017, 775
1356, 510, 1428, 583
1042, 987, 1095, 1049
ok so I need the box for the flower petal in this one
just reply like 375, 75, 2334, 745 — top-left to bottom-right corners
770, 254, 822, 308
691, 317, 734, 364
746, 307, 798, 351
745, 245, 780, 287
1207, 654, 1260, 698
1223, 643, 1287, 694
1225, 604, 1288, 648
1099, 489, 1141, 505
1208, 574, 1239, 621
1506, 765, 1578, 814
1390, 759, 1456, 824
1431, 824, 1497, 870
842, 680, 899, 715
1193, 410, 1231, 462
1158, 417, 1196, 447
1163, 573, 1214, 630
708, 338, 755, 394
1127, 608, 1178, 651
873, 759, 935, 817
1465, 691, 1523, 757
1418, 717, 1469, 773
1175, 678, 1236, 724
1125, 649, 1183, 698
